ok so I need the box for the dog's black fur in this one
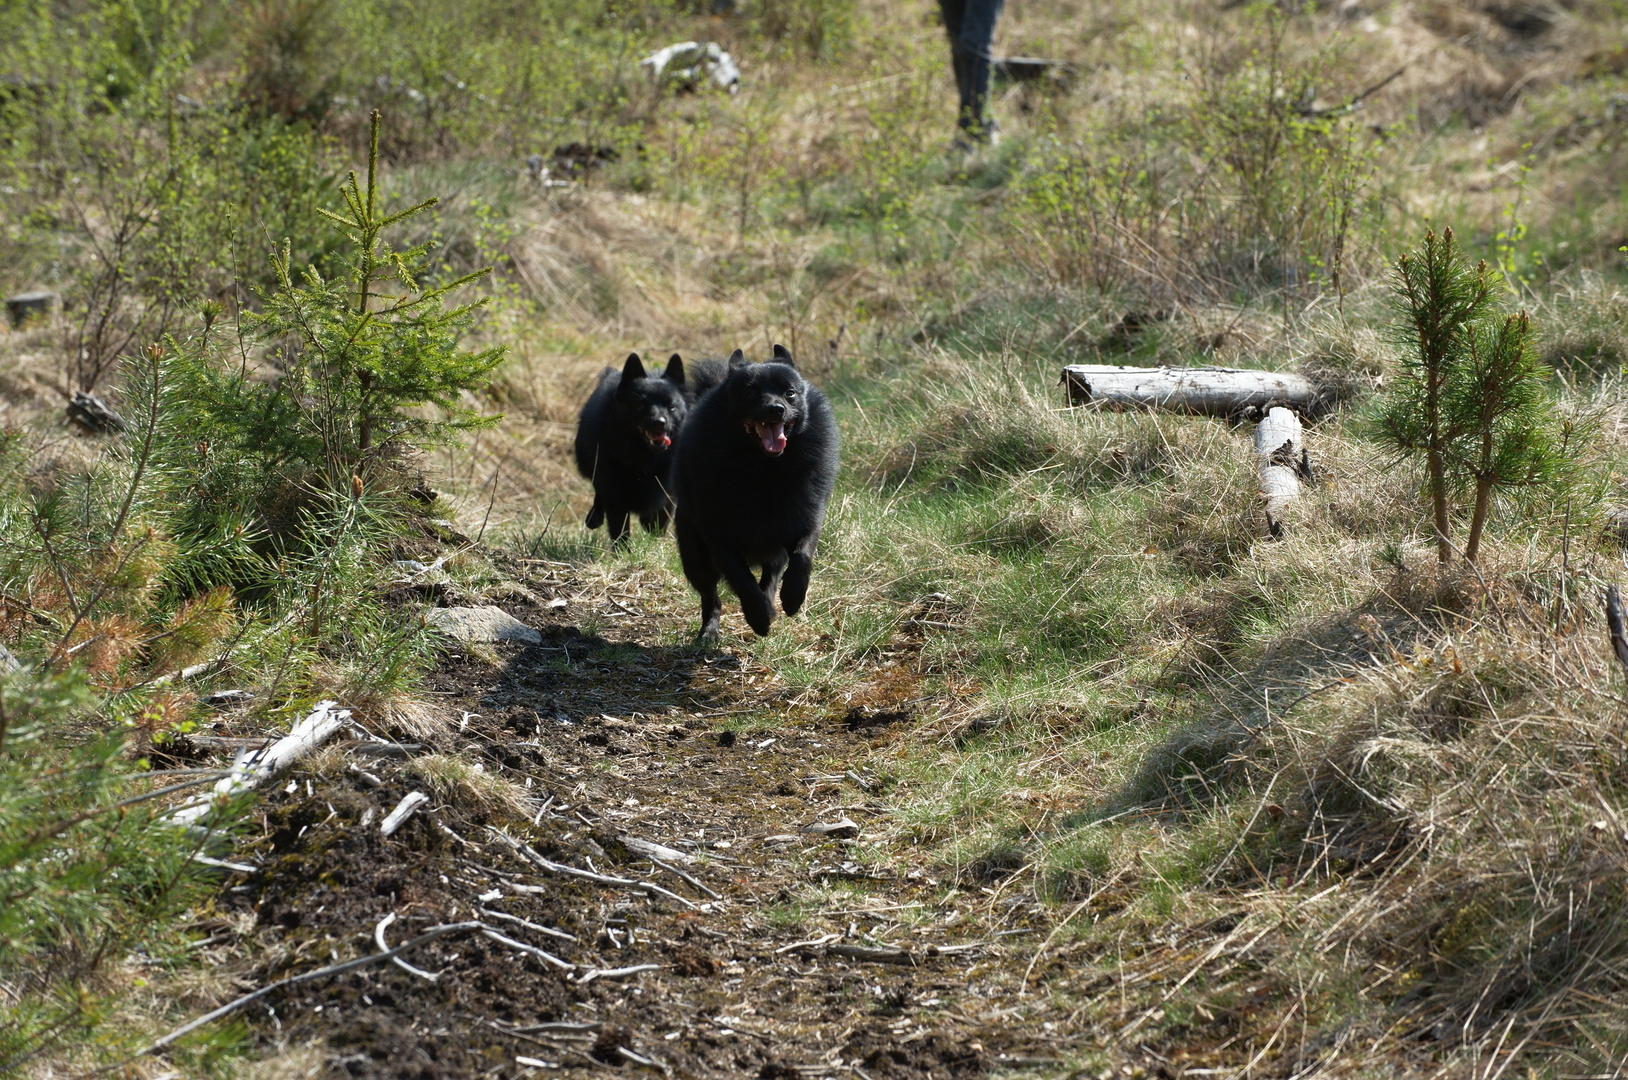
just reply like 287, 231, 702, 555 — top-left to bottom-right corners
574, 352, 695, 542
672, 344, 840, 642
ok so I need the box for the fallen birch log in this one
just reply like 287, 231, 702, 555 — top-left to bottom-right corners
168, 701, 350, 827
1253, 406, 1305, 539
1062, 364, 1320, 418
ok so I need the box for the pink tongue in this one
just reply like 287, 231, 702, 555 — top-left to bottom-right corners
653, 434, 671, 450
761, 422, 787, 454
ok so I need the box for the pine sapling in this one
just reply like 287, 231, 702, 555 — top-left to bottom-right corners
1375, 227, 1565, 563
1450, 311, 1562, 563
1377, 227, 1496, 563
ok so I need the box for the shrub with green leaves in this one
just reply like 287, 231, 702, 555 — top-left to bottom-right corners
0, 670, 217, 1073
0, 2, 340, 391
1008, 6, 1381, 300
1375, 227, 1567, 563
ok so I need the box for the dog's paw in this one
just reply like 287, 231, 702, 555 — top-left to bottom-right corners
742, 599, 775, 636
585, 505, 605, 529
695, 623, 722, 648
781, 563, 811, 616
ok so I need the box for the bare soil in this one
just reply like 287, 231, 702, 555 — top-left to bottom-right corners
172, 552, 1068, 1079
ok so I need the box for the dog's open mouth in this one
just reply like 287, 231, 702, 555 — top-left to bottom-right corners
746, 420, 788, 455
639, 426, 671, 451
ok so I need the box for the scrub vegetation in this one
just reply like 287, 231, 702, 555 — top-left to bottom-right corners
2, 0, 1627, 1076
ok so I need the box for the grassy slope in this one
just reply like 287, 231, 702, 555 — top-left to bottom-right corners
434, 0, 1628, 1073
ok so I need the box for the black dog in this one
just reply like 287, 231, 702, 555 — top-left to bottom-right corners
672, 344, 840, 642
575, 352, 696, 542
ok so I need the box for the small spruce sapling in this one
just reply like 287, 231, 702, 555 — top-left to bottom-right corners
1376, 227, 1565, 563
251, 110, 504, 488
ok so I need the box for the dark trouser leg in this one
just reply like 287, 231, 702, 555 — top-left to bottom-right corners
953, 0, 1005, 137
938, 0, 974, 127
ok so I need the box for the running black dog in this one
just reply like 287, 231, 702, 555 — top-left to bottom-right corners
672, 345, 840, 642
574, 352, 698, 542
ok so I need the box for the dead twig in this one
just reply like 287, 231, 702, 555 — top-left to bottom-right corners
648, 855, 721, 900
480, 926, 575, 971
375, 912, 440, 982
136, 921, 483, 1058
575, 963, 662, 985
491, 829, 698, 909
477, 907, 579, 943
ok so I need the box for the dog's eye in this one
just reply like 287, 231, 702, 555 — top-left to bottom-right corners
785, 390, 797, 400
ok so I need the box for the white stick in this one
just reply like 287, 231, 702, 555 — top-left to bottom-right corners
168, 701, 350, 827
375, 912, 440, 982
381, 791, 430, 837
479, 927, 575, 971
477, 907, 579, 942
574, 963, 661, 985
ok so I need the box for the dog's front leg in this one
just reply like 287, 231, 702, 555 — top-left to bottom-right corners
606, 507, 632, 545
642, 503, 673, 534
676, 514, 723, 645
714, 548, 774, 636
585, 496, 605, 530
780, 531, 820, 617
758, 549, 789, 601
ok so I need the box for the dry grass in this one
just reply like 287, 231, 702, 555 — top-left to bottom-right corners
409, 752, 533, 820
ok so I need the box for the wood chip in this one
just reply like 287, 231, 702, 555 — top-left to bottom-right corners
826, 944, 920, 966
381, 791, 430, 837
799, 817, 861, 839
620, 834, 694, 864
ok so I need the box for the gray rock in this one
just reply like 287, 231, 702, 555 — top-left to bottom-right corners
425, 605, 541, 645
0, 643, 20, 673
67, 391, 126, 434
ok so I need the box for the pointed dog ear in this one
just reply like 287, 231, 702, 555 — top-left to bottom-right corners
621, 352, 647, 381
770, 343, 796, 369
663, 353, 685, 385
727, 348, 749, 370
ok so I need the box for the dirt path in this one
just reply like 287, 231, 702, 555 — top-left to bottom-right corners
178, 553, 1083, 1079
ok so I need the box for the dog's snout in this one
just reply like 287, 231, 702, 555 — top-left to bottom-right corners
767, 401, 786, 419
650, 415, 669, 430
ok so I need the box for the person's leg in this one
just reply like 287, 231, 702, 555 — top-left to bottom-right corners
957, 0, 1005, 139
937, 0, 976, 132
